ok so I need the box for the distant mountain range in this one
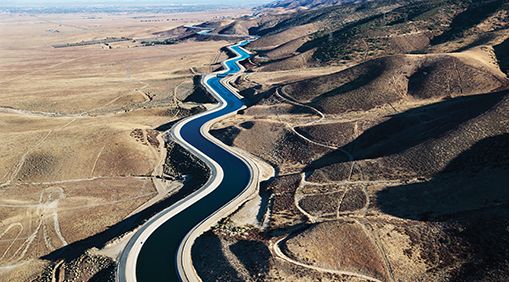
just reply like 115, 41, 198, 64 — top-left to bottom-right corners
261, 0, 361, 9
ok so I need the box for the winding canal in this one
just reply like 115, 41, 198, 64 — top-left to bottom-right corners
118, 41, 254, 282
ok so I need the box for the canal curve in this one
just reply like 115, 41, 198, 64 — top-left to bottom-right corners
118, 41, 255, 282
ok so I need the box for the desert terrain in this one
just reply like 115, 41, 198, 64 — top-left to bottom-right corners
0, 7, 249, 281
192, 0, 509, 281
2, 0, 509, 281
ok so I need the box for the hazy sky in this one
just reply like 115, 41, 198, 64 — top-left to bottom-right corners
0, 0, 273, 6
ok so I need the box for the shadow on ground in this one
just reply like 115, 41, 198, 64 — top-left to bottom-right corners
230, 239, 271, 280
431, 0, 507, 45
192, 231, 242, 281
42, 144, 210, 264
376, 134, 509, 281
307, 91, 507, 170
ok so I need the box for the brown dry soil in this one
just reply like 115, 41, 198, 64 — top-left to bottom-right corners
0, 9, 245, 281
192, 1, 509, 280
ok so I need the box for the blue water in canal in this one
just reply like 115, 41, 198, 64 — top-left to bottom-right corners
136, 41, 253, 281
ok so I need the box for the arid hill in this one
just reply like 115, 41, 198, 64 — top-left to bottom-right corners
308, 90, 509, 181
214, 19, 259, 36
260, 0, 359, 10
193, 0, 509, 281
282, 46, 508, 114
244, 0, 509, 71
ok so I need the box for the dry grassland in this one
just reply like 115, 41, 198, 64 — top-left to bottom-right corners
197, 28, 509, 282
0, 9, 244, 280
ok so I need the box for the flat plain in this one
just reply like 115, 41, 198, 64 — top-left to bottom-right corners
0, 9, 246, 281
